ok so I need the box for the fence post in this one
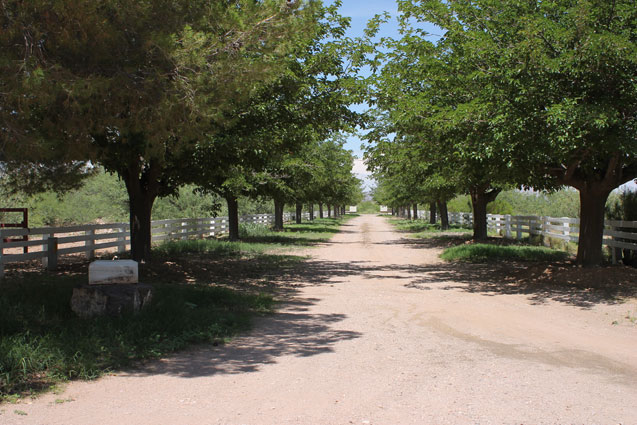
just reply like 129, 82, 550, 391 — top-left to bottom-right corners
562, 219, 570, 241
0, 230, 4, 279
505, 215, 511, 239
118, 227, 126, 253
42, 234, 50, 268
85, 229, 95, 260
516, 218, 522, 240
610, 222, 620, 265
47, 237, 58, 271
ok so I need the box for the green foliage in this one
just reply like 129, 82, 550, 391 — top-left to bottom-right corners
607, 190, 637, 221
1, 0, 326, 260
447, 189, 581, 218
361, 0, 637, 264
356, 201, 379, 214
487, 199, 514, 216
0, 277, 273, 398
441, 244, 570, 263
0, 169, 274, 226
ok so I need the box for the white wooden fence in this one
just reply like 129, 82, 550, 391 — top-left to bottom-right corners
0, 212, 312, 277
445, 212, 637, 263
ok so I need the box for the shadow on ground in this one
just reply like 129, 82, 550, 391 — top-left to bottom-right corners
141, 237, 636, 311
129, 298, 361, 378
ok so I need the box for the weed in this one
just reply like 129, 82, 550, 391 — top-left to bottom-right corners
14, 410, 27, 415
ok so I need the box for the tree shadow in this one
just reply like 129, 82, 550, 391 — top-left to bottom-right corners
404, 261, 637, 309
128, 299, 361, 378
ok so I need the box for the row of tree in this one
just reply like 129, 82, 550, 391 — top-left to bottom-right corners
361, 0, 636, 266
0, 0, 362, 261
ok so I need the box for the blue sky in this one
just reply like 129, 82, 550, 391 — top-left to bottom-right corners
325, 0, 402, 160
323, 1, 404, 189
322, 1, 442, 190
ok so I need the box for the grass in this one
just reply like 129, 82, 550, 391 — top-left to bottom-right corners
440, 243, 570, 263
389, 218, 472, 238
0, 275, 274, 400
1, 217, 345, 401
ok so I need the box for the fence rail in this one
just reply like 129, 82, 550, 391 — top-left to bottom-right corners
445, 212, 637, 263
0, 212, 314, 277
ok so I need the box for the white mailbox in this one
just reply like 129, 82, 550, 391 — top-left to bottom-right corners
89, 260, 138, 285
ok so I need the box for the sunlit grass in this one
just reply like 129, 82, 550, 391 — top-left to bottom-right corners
441, 243, 570, 263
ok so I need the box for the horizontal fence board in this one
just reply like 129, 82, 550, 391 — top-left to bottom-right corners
606, 220, 637, 229
56, 232, 128, 245
604, 229, 637, 240
604, 239, 637, 250
1, 239, 49, 249
57, 240, 124, 256
2, 251, 47, 263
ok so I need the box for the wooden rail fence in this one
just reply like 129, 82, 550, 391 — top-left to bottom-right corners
444, 212, 637, 263
0, 212, 314, 278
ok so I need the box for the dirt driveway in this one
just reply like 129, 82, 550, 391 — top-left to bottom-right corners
5, 214, 637, 424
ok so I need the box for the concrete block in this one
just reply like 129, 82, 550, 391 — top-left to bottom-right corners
89, 260, 138, 285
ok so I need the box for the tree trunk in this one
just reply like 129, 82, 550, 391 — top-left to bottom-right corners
407, 205, 412, 220
121, 162, 160, 262
226, 195, 239, 241
412, 204, 418, 220
470, 186, 500, 240
437, 200, 449, 230
308, 204, 314, 221
319, 203, 324, 218
273, 198, 284, 231
576, 188, 612, 266
327, 204, 332, 218
429, 202, 437, 224
554, 153, 637, 265
295, 202, 303, 224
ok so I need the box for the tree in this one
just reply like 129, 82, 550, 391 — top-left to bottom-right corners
1, 0, 313, 261
360, 8, 513, 239
365, 0, 637, 265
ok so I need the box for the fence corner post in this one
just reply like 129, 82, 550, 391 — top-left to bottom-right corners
47, 237, 58, 271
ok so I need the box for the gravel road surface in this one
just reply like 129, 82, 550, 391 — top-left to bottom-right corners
4, 214, 636, 424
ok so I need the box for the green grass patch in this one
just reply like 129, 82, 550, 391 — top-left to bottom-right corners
389, 218, 472, 237
441, 243, 570, 263
0, 275, 274, 400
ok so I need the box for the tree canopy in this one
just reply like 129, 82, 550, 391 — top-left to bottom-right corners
362, 0, 637, 265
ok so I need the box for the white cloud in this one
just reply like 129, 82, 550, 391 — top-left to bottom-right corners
352, 158, 370, 176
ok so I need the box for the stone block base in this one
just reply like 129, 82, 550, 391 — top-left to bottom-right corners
71, 284, 153, 318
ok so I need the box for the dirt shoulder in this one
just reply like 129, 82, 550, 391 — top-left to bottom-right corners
4, 214, 636, 424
